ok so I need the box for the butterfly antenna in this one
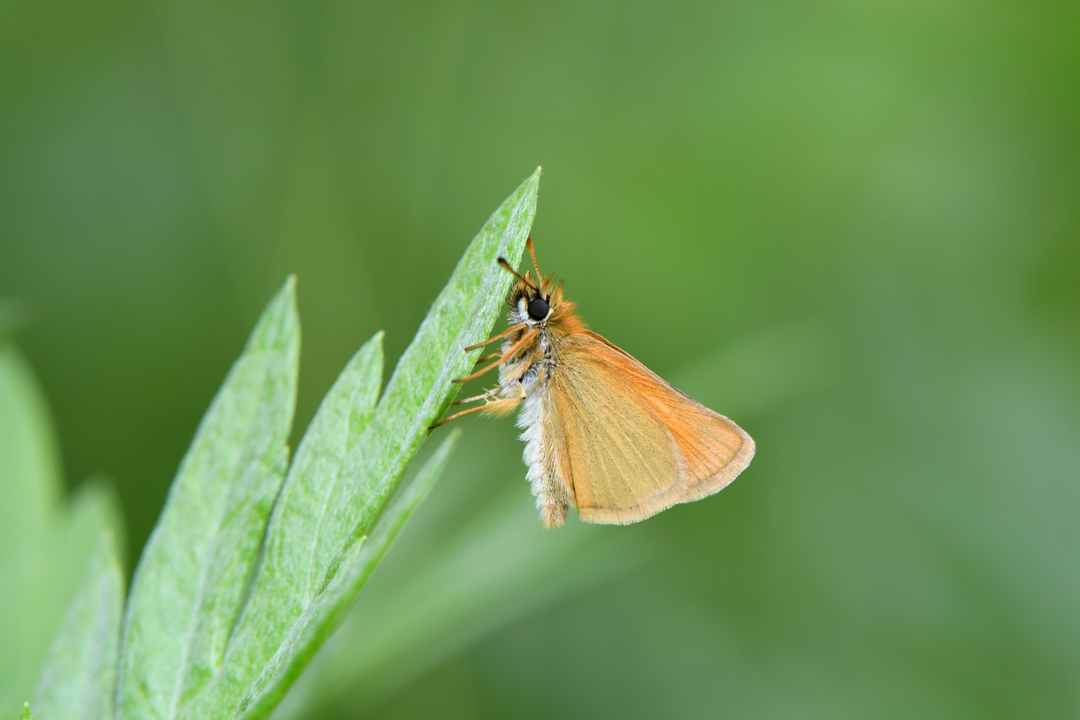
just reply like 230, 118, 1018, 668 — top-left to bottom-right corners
497, 257, 538, 292
526, 236, 544, 295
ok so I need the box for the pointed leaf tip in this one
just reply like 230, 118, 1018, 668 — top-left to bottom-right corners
166, 173, 534, 720
118, 279, 300, 720
275, 275, 298, 308
184, 328, 386, 718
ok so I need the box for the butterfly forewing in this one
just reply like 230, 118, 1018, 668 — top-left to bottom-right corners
587, 333, 754, 494
548, 346, 683, 523
546, 332, 755, 524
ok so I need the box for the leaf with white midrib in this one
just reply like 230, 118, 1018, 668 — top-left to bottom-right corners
182, 331, 386, 719
236, 429, 462, 720
102, 170, 539, 720
116, 277, 300, 720
195, 168, 539, 719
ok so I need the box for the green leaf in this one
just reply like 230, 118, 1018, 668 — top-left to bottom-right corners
237, 429, 462, 720
20, 702, 35, 720
190, 168, 539, 719
186, 331, 386, 717
117, 277, 300, 720
311, 167, 540, 587
0, 340, 62, 570
0, 343, 123, 719
31, 532, 125, 720
0, 341, 62, 713
53, 482, 127, 597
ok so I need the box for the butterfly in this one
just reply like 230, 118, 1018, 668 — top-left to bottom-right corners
432, 237, 755, 528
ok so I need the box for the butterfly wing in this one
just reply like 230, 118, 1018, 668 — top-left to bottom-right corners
545, 332, 755, 524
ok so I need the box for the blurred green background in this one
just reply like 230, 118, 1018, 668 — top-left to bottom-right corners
2, 0, 1079, 717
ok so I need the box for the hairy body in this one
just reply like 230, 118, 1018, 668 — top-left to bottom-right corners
433, 239, 755, 528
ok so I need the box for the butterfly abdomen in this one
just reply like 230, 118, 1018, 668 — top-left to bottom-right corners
515, 361, 573, 528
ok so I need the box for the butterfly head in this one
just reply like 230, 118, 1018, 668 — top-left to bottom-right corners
509, 271, 560, 327
498, 240, 584, 335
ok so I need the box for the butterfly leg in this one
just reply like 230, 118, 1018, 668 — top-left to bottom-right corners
463, 323, 527, 352
452, 388, 497, 405
429, 397, 521, 429
453, 328, 539, 383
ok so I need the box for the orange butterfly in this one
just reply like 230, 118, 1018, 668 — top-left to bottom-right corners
432, 237, 755, 528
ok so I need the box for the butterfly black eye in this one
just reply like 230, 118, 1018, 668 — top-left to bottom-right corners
527, 296, 549, 321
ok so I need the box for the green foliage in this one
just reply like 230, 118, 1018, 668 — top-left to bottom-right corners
226, 166, 537, 720
0, 342, 124, 716
271, 490, 637, 719
237, 430, 461, 720
31, 534, 124, 720
9, 169, 539, 720
116, 275, 302, 719
0, 342, 60, 523
0, 343, 61, 699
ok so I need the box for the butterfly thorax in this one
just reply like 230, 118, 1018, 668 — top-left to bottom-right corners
496, 273, 586, 527
497, 273, 584, 389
